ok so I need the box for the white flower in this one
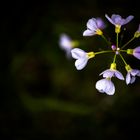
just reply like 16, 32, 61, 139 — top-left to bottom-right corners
83, 18, 105, 36
71, 48, 95, 70
95, 78, 115, 95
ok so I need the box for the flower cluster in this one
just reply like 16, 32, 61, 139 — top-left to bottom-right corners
59, 14, 140, 95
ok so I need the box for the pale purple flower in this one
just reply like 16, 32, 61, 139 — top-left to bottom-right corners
83, 18, 105, 36
59, 34, 77, 58
133, 46, 140, 60
126, 69, 140, 84
95, 78, 115, 95
71, 48, 95, 70
100, 69, 124, 80
105, 14, 134, 26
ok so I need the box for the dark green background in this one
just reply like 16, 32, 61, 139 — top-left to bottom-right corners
1, 0, 140, 139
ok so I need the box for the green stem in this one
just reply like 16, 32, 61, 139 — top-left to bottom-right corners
113, 54, 117, 63
95, 50, 113, 55
101, 34, 111, 47
119, 53, 127, 65
120, 50, 127, 53
116, 33, 119, 48
121, 36, 135, 49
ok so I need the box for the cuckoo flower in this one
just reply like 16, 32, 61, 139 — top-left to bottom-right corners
83, 18, 105, 36
59, 34, 78, 58
125, 65, 140, 84
71, 48, 95, 70
100, 63, 124, 80
127, 46, 140, 60
95, 78, 115, 95
105, 14, 134, 33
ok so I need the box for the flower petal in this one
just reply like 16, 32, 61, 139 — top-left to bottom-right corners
100, 69, 114, 78
86, 18, 98, 30
96, 18, 106, 29
114, 70, 124, 80
95, 79, 107, 93
133, 46, 140, 59
75, 58, 88, 70
83, 29, 96, 36
95, 79, 115, 95
105, 14, 115, 25
105, 80, 115, 95
131, 69, 140, 76
59, 34, 72, 50
130, 76, 136, 84
71, 48, 86, 59
126, 72, 131, 85
123, 15, 134, 25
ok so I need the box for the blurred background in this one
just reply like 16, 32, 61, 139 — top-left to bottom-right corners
1, 0, 140, 139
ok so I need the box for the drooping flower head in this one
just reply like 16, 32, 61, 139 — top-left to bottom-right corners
83, 18, 105, 36
100, 63, 124, 80
95, 78, 115, 95
134, 24, 140, 38
71, 48, 95, 70
59, 34, 79, 58
105, 14, 134, 33
125, 65, 140, 84
127, 46, 140, 60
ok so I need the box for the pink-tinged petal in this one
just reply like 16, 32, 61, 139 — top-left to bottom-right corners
131, 69, 139, 76
130, 76, 136, 84
71, 48, 86, 59
83, 29, 96, 36
114, 70, 124, 80
86, 18, 98, 30
75, 58, 88, 70
105, 14, 115, 25
123, 15, 134, 25
126, 72, 131, 85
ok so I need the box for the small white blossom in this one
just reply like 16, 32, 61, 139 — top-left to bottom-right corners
71, 48, 95, 70
83, 18, 105, 36
95, 78, 115, 95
